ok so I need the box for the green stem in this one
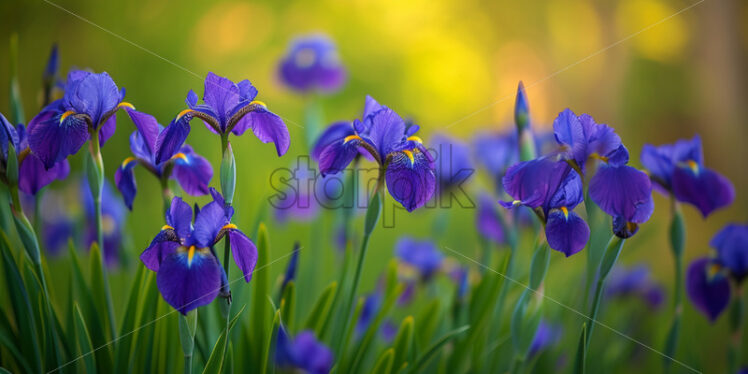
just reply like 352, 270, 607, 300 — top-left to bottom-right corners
728, 286, 744, 374
585, 236, 625, 353
663, 200, 686, 372
178, 310, 198, 374
34, 190, 43, 246
184, 355, 192, 374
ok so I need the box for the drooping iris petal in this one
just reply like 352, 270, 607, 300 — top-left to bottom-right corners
154, 115, 191, 165
18, 153, 70, 195
686, 257, 731, 322
711, 224, 748, 283
192, 201, 228, 247
228, 230, 258, 283
553, 108, 587, 165
672, 165, 734, 217
545, 209, 590, 257
589, 164, 654, 224
125, 109, 160, 157
114, 158, 138, 210
166, 196, 193, 239
140, 237, 180, 272
385, 148, 436, 212
640, 135, 703, 191
231, 107, 290, 156
357, 290, 383, 335
172, 147, 213, 196
62, 71, 122, 126
311, 121, 354, 160
476, 193, 505, 244
156, 247, 223, 315
318, 136, 361, 176
500, 157, 572, 210
363, 108, 407, 157
394, 237, 444, 280
28, 103, 90, 169
278, 34, 347, 93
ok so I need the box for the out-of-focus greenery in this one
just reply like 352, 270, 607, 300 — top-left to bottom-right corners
0, 0, 747, 373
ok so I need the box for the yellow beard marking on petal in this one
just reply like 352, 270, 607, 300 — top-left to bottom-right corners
60, 110, 76, 124
222, 223, 238, 230
171, 152, 188, 162
590, 153, 609, 163
176, 108, 193, 120
560, 206, 569, 219
403, 149, 415, 165
187, 245, 196, 266
708, 263, 721, 278
249, 100, 267, 108
406, 136, 423, 144
343, 135, 362, 144
117, 102, 135, 110
161, 224, 174, 231
512, 200, 522, 207
686, 160, 699, 175
121, 156, 136, 168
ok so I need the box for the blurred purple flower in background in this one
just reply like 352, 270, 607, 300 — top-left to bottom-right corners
606, 265, 664, 309
430, 133, 473, 196
686, 257, 731, 322
529, 320, 562, 358
276, 327, 334, 374
395, 236, 444, 281
278, 34, 347, 94
710, 223, 748, 283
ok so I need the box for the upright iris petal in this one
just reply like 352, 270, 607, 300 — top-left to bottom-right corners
552, 108, 622, 172
686, 257, 731, 322
711, 224, 748, 283
278, 34, 347, 93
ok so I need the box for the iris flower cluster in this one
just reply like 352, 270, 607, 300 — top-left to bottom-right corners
312, 96, 436, 211
501, 108, 654, 256
141, 188, 257, 314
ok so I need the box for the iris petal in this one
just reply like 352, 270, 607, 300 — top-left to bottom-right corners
154, 115, 191, 165
686, 257, 731, 322
231, 108, 290, 156
166, 196, 193, 240
363, 108, 406, 157
385, 149, 436, 212
318, 137, 361, 176
156, 248, 223, 315
545, 209, 590, 257
311, 121, 354, 160
710, 224, 748, 283
125, 109, 160, 156
589, 164, 654, 224
114, 160, 138, 210
172, 146, 213, 196
201, 72, 240, 126
28, 102, 90, 169
228, 230, 259, 283
140, 237, 179, 272
672, 166, 734, 217
192, 201, 228, 247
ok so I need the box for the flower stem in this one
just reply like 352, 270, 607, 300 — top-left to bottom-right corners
585, 236, 625, 353
663, 199, 685, 372
178, 310, 198, 374
728, 286, 744, 374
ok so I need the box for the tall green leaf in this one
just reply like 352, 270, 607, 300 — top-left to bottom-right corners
406, 325, 469, 374
261, 309, 282, 374
280, 281, 296, 332
390, 316, 414, 374
114, 264, 146, 373
73, 304, 97, 374
203, 305, 246, 374
304, 281, 338, 335
370, 348, 394, 374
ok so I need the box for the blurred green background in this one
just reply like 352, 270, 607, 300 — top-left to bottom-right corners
1, 0, 747, 371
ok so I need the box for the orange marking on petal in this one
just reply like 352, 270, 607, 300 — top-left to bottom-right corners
117, 102, 135, 110
406, 136, 423, 144
187, 245, 196, 266
560, 206, 569, 219
249, 100, 267, 108
161, 224, 174, 231
171, 152, 188, 162
222, 223, 238, 230
403, 149, 415, 165
60, 110, 76, 124
176, 109, 193, 120
121, 156, 136, 168
343, 135, 362, 144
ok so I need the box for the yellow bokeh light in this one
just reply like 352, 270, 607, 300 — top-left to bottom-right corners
192, 2, 274, 61
492, 42, 550, 129
616, 0, 688, 62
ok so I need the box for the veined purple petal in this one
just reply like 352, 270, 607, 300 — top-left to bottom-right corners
166, 196, 193, 240
553, 109, 622, 171
125, 109, 160, 156
318, 137, 361, 176
672, 165, 734, 217
311, 121, 354, 160
711, 224, 748, 283
363, 95, 384, 119
202, 72, 240, 127
18, 154, 70, 195
28, 102, 89, 169
141, 237, 179, 272
686, 257, 730, 322
128, 130, 152, 162
545, 209, 590, 257
236, 79, 259, 102
501, 158, 572, 211
114, 159, 138, 210
172, 147, 213, 196
62, 71, 122, 126
385, 148, 436, 212
232, 108, 290, 156
589, 164, 654, 223
192, 201, 228, 248
156, 247, 223, 315
228, 230, 258, 283
363, 108, 406, 157
640, 135, 702, 191
553, 109, 586, 165
547, 168, 584, 210
154, 115, 191, 165
98, 115, 116, 146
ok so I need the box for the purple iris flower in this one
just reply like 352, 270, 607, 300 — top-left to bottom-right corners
171, 72, 290, 156
313, 96, 435, 212
640, 135, 734, 217
356, 288, 383, 337
551, 108, 654, 238
529, 321, 562, 358
276, 328, 334, 374
395, 236, 444, 281
500, 157, 590, 257
281, 242, 300, 293
430, 133, 473, 195
686, 257, 731, 322
278, 34, 347, 93
28, 70, 131, 168
605, 265, 664, 309
83, 180, 126, 266
710, 223, 748, 283
476, 192, 505, 244
1, 113, 70, 195
140, 188, 257, 314
115, 109, 213, 209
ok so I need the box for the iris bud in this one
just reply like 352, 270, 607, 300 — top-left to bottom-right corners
220, 142, 236, 205
514, 81, 536, 161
